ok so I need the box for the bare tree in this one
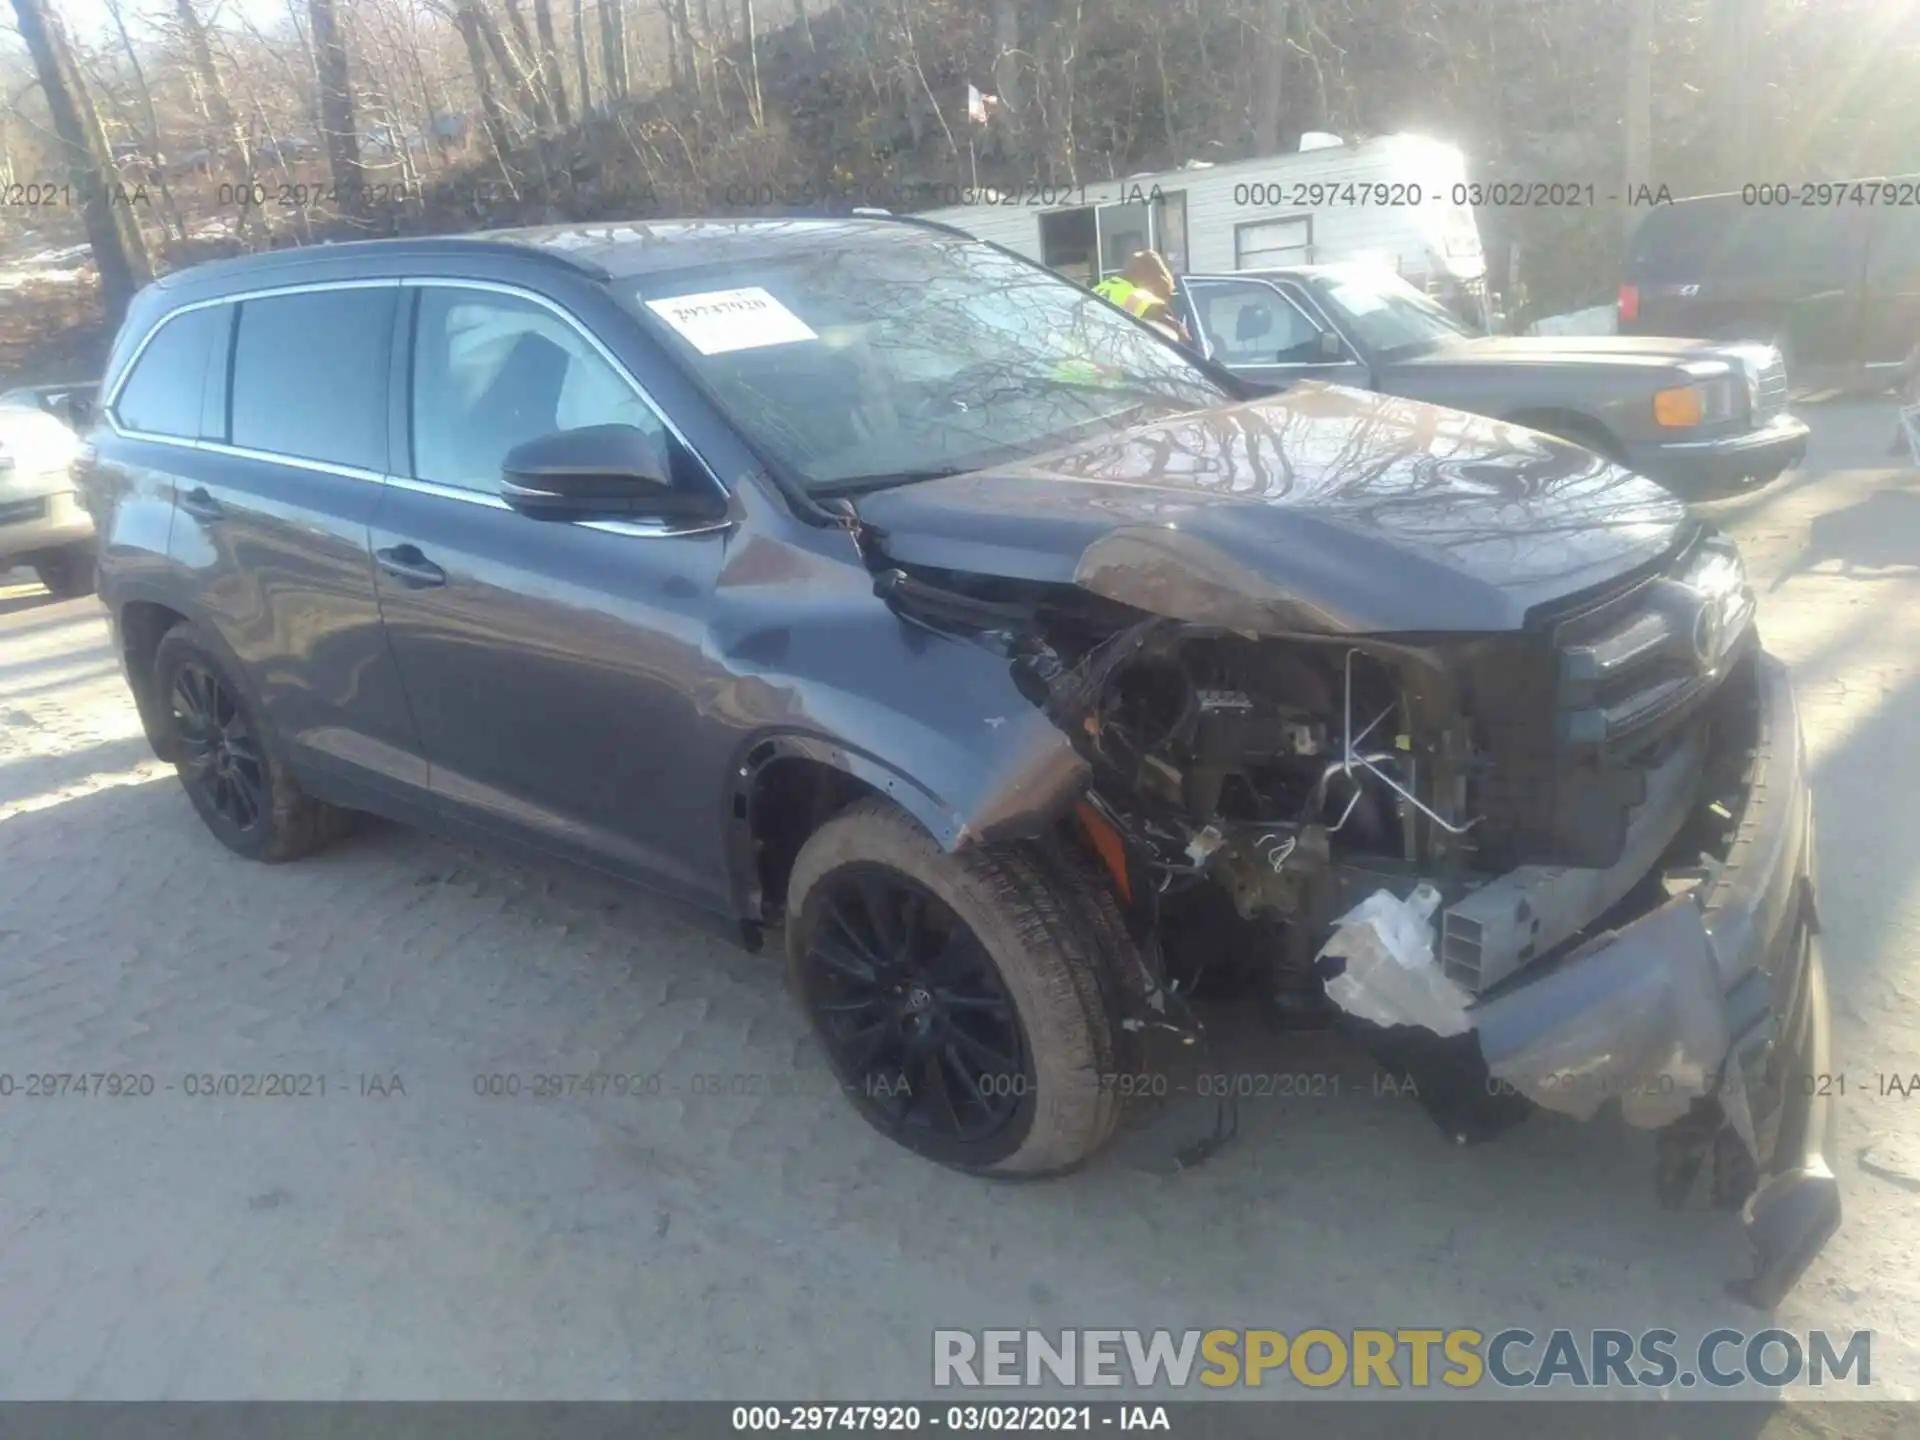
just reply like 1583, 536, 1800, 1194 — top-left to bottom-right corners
500, 0, 555, 127
570, 0, 593, 114
174, 0, 275, 246
670, 0, 695, 91
1712, 0, 1758, 188
531, 0, 570, 126
308, 0, 366, 212
453, 3, 518, 160
1250, 0, 1292, 154
1623, 0, 1651, 236
101, 0, 186, 243
741, 0, 762, 126
599, 0, 630, 101
7, 0, 151, 322
467, 2, 545, 128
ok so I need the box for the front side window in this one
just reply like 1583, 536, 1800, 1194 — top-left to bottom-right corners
230, 288, 394, 471
114, 304, 221, 438
1312, 264, 1474, 358
410, 287, 665, 494
1189, 280, 1324, 365
625, 232, 1229, 493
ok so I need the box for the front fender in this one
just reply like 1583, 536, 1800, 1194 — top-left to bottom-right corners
708, 550, 1092, 855
717, 636, 1091, 853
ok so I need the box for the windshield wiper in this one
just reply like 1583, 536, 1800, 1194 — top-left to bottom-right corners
809, 465, 973, 498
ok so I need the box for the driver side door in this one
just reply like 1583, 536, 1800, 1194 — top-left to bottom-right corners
1178, 277, 1371, 388
368, 279, 736, 909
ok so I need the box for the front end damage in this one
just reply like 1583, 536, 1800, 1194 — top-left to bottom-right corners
869, 524, 1838, 1307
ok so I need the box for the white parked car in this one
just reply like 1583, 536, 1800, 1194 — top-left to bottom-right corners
0, 386, 96, 597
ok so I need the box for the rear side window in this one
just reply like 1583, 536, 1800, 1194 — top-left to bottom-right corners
1625, 197, 1742, 281
114, 305, 220, 438
230, 287, 395, 471
1629, 195, 1863, 283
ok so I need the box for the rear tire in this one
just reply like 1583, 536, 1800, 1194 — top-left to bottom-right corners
785, 798, 1138, 1176
153, 622, 349, 862
33, 545, 96, 598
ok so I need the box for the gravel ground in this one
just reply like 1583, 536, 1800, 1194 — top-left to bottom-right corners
2, 403, 1918, 1413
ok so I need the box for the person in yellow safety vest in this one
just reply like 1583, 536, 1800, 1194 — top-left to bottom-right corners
1092, 250, 1192, 346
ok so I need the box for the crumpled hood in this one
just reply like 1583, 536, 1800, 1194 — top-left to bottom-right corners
853, 382, 1689, 634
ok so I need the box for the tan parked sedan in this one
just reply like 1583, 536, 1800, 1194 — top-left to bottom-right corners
0, 385, 96, 596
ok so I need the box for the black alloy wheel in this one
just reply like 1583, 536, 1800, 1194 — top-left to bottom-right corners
797, 864, 1033, 1147
170, 657, 269, 834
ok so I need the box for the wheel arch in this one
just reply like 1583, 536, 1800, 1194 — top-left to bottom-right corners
726, 733, 967, 929
116, 594, 196, 762
1504, 406, 1627, 462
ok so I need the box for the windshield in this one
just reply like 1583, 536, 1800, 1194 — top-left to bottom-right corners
623, 234, 1230, 492
1313, 264, 1474, 357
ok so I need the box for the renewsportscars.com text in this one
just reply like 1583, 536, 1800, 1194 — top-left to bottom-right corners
932, 1328, 1871, 1390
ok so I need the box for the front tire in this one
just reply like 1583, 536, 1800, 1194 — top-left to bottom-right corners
153, 622, 348, 862
785, 798, 1138, 1176
33, 544, 96, 598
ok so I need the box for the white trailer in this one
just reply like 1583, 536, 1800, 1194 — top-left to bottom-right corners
913, 133, 1487, 299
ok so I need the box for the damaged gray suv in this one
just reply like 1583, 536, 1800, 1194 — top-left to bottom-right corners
81, 216, 1836, 1307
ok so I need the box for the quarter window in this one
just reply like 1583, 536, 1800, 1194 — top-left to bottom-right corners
114, 305, 221, 438
229, 287, 395, 471
409, 287, 664, 494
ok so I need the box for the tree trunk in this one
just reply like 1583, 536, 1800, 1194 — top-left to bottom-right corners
501, 0, 556, 128
570, 0, 593, 116
7, 0, 150, 324
474, 4, 544, 129
175, 0, 272, 246
308, 0, 365, 214
793, 0, 813, 53
742, 0, 762, 125
1713, 0, 1757, 189
104, 0, 187, 244
672, 0, 696, 89
991, 0, 1020, 107
599, 0, 630, 101
1623, 0, 1652, 237
456, 4, 517, 161
1251, 0, 1291, 154
532, 0, 571, 126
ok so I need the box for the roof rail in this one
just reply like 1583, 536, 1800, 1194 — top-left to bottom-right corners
154, 234, 611, 288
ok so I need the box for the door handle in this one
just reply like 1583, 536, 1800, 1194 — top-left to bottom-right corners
374, 543, 447, 588
179, 485, 224, 521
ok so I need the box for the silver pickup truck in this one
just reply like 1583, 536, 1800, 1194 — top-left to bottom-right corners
1174, 263, 1810, 498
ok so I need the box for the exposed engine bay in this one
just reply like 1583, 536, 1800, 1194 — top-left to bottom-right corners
870, 523, 1762, 1108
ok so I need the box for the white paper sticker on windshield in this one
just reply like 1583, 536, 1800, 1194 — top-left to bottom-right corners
645, 287, 818, 355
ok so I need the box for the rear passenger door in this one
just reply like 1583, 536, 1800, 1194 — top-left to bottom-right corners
369, 280, 734, 908
168, 282, 430, 816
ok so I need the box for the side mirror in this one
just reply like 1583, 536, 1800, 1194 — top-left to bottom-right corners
56, 392, 93, 430
500, 424, 711, 523
1318, 331, 1345, 361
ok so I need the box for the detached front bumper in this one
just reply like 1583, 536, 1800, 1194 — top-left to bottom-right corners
1470, 653, 1838, 1307
1628, 413, 1811, 495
